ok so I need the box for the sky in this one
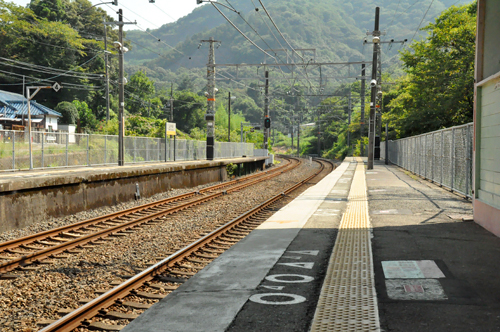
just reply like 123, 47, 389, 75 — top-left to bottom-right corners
9, 0, 206, 30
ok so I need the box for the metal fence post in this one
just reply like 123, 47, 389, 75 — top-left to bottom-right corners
134, 137, 137, 163
465, 126, 470, 197
423, 135, 426, 178
12, 131, 15, 170
165, 135, 168, 162
66, 132, 69, 166
104, 135, 107, 164
441, 131, 444, 184
451, 128, 455, 190
87, 134, 90, 166
41, 132, 44, 168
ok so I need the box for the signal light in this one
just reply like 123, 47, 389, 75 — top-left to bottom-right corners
264, 118, 271, 128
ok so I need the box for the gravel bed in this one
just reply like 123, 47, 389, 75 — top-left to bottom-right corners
0, 160, 320, 332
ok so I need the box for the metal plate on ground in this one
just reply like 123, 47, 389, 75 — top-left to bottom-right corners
372, 209, 413, 215
386, 279, 448, 300
382, 260, 445, 279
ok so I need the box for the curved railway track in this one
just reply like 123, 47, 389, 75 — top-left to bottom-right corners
39, 158, 335, 332
0, 157, 299, 275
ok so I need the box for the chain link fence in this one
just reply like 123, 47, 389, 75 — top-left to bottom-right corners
0, 130, 254, 171
380, 123, 473, 198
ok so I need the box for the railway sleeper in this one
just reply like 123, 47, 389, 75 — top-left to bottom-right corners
87, 321, 125, 331
168, 269, 197, 276
146, 283, 179, 291
131, 290, 166, 300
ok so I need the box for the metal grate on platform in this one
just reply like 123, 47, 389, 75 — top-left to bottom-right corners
310, 158, 380, 331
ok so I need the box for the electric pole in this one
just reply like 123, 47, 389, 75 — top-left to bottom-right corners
360, 64, 366, 157
118, 9, 124, 166
170, 83, 174, 121
263, 71, 270, 150
347, 89, 352, 156
201, 37, 219, 160
368, 7, 380, 170
105, 9, 136, 166
104, 20, 110, 124
228, 91, 231, 142
317, 108, 321, 156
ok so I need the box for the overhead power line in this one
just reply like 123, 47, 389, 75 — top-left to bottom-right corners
410, 0, 435, 42
257, 0, 304, 62
209, 2, 276, 59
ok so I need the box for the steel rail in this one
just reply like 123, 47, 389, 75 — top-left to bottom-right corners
41, 158, 332, 332
0, 158, 294, 253
0, 158, 300, 274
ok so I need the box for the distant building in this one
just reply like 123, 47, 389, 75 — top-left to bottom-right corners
0, 90, 62, 131
473, 1, 500, 236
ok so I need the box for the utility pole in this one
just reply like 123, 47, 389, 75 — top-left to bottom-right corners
297, 114, 300, 156
118, 9, 124, 166
360, 64, 366, 157
317, 108, 321, 156
170, 82, 174, 121
385, 122, 389, 165
263, 71, 270, 150
367, 7, 380, 170
104, 20, 110, 124
201, 37, 220, 160
105, 10, 136, 166
347, 89, 352, 156
228, 91, 231, 142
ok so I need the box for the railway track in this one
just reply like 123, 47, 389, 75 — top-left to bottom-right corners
0, 157, 298, 276
38, 158, 334, 332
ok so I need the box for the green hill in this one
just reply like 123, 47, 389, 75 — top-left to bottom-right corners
125, 0, 470, 73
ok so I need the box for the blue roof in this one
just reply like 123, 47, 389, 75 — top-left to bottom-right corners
0, 90, 61, 117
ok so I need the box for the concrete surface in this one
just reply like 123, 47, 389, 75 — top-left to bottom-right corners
369, 161, 500, 332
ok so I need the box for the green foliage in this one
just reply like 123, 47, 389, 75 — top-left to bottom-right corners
172, 90, 205, 133
385, 2, 476, 137
55, 101, 78, 125
72, 100, 97, 133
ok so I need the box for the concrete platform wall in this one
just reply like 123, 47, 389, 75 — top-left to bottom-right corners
0, 158, 266, 233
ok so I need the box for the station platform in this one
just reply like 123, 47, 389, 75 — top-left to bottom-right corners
0, 157, 267, 233
123, 158, 500, 332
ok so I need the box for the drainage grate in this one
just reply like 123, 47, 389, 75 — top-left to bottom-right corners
310, 159, 380, 331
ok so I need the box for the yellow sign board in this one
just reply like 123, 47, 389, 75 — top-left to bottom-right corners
166, 122, 176, 136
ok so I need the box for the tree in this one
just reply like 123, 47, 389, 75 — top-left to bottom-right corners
385, 2, 477, 137
55, 101, 78, 125
73, 100, 97, 133
126, 70, 158, 117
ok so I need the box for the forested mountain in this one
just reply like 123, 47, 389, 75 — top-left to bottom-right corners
126, 0, 469, 73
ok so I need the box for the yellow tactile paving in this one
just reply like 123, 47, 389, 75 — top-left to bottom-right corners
310, 158, 380, 332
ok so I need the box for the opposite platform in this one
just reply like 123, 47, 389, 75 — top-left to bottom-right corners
0, 157, 266, 233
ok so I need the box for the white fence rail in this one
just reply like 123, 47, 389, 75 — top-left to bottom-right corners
0, 130, 254, 171
381, 123, 473, 198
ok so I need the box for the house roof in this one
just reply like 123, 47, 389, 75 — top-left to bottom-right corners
0, 90, 62, 118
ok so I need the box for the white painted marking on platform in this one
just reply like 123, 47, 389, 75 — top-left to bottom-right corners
261, 285, 285, 290
249, 293, 306, 305
382, 260, 445, 279
278, 262, 314, 269
386, 279, 447, 300
281, 256, 302, 260
382, 261, 424, 278
265, 274, 314, 283
288, 250, 319, 256
416, 260, 446, 278
366, 172, 378, 174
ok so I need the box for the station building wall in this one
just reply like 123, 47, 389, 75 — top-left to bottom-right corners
473, 0, 500, 236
